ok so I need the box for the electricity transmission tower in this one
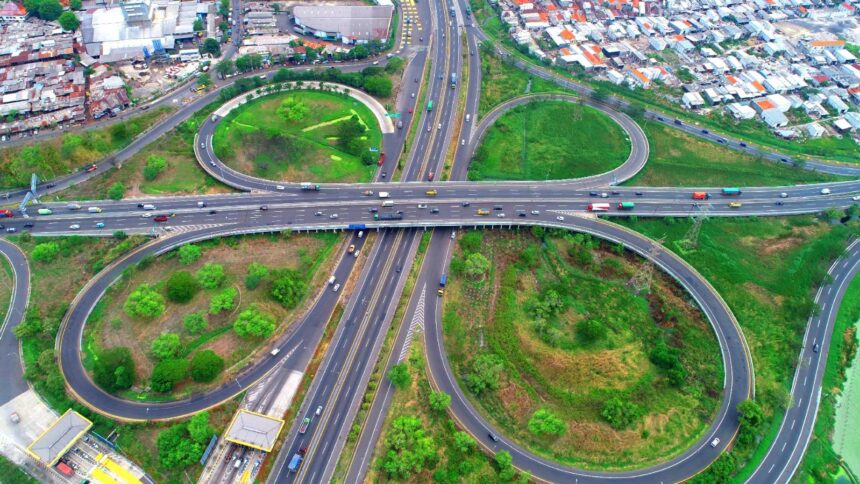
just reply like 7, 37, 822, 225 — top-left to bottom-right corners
679, 202, 712, 251
628, 237, 664, 295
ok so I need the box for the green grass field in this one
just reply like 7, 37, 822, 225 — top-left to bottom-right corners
442, 230, 721, 470
478, 48, 564, 117
0, 455, 37, 484
469, 101, 631, 181
625, 117, 844, 187
619, 216, 860, 476
213, 90, 381, 183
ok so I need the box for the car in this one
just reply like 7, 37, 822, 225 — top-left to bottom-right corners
437, 123, 442, 130
728, 202, 742, 208
780, 158, 789, 163
137, 203, 145, 208
408, 107, 414, 113
518, 212, 526, 217
260, 205, 268, 210
333, 283, 341, 292
600, 192, 609, 198
316, 211, 324, 216
0, 224, 5, 230
589, 191, 599, 197
153, 215, 169, 222
316, 405, 323, 416
369, 207, 378, 213
493, 205, 503, 211
437, 288, 444, 297
141, 213, 152, 218
780, 192, 788, 198
451, 231, 456, 239
461, 139, 465, 146
418, 204, 428, 209
209, 209, 217, 214
95, 222, 105, 228
5, 227, 16, 233
717, 138, 726, 144
710, 438, 720, 448
70, 224, 80, 230
488, 433, 500, 442
396, 265, 402, 273
813, 343, 820, 353
701, 129, 709, 134
739, 142, 747, 148
85, 164, 97, 173
415, 77, 419, 83
635, 191, 643, 196
462, 202, 471, 207
427, 126, 431, 132
348, 244, 355, 254
23, 222, 34, 228
853, 195, 860, 201
556, 215, 565, 221
381, 171, 388, 178
611, 191, 620, 195
820, 188, 831, 195
329, 214, 339, 219
428, 171, 435, 181
426, 189, 438, 196
276, 185, 285, 190
656, 116, 664, 121
530, 210, 540, 215
430, 208, 440, 213
497, 213, 505, 218
776, 201, 784, 206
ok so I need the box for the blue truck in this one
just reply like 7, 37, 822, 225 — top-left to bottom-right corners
348, 224, 366, 230
288, 453, 303, 472
440, 275, 447, 287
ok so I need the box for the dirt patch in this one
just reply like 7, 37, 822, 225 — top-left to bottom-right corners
743, 281, 785, 307
758, 236, 804, 256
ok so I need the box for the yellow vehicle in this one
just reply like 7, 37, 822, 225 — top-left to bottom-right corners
437, 288, 444, 297
728, 202, 742, 208
348, 244, 355, 254
425, 189, 437, 196
195, 85, 206, 94
476, 209, 489, 216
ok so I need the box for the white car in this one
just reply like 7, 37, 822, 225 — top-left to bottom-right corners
556, 216, 565, 221
852, 195, 860, 201
820, 188, 831, 195
600, 192, 609, 198
332, 283, 341, 292
497, 213, 505, 218
329, 213, 339, 219
710, 438, 720, 448
141, 213, 152, 218
451, 230, 456, 239
779, 192, 788, 198
531, 210, 540, 215
276, 185, 285, 190
418, 204, 428, 209
69, 224, 80, 230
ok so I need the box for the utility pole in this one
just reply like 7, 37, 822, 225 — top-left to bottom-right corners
628, 237, 664, 295
679, 202, 711, 251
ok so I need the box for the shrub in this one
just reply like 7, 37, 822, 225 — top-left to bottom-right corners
183, 311, 207, 334
157, 425, 203, 468
187, 412, 214, 443
178, 245, 202, 265
31, 242, 60, 263
191, 350, 224, 383
528, 408, 566, 436
166, 271, 199, 303
143, 155, 167, 181
428, 391, 451, 412
601, 396, 641, 430
576, 319, 606, 342
381, 415, 437, 479
107, 182, 125, 200
123, 284, 165, 319
196, 263, 226, 289
209, 287, 238, 314
464, 253, 491, 279
387, 363, 410, 389
150, 359, 189, 392
233, 306, 276, 338
150, 333, 182, 360
93, 347, 135, 392
465, 353, 504, 395
245, 262, 269, 289
270, 268, 307, 308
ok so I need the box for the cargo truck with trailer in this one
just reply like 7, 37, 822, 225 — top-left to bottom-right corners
587, 203, 611, 211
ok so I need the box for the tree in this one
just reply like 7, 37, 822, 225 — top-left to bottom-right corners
270, 268, 307, 308
107, 182, 125, 200
576, 319, 606, 342
528, 408, 566, 436
209, 287, 238, 314
737, 399, 764, 433
193, 18, 204, 32
465, 353, 504, 394
363, 76, 392, 97
150, 333, 182, 360
58, 11, 80, 31
196, 263, 226, 289
218, 0, 229, 16
157, 425, 203, 468
428, 391, 451, 412
495, 450, 515, 481
93, 347, 135, 392
464, 253, 491, 280
351, 44, 370, 59
187, 412, 215, 443
451, 431, 476, 454
691, 452, 736, 483
276, 97, 309, 122
70, 0, 81, 9
123, 284, 165, 319
166, 271, 199, 303
178, 244, 202, 265
191, 350, 224, 382
183, 311, 207, 334
381, 415, 437, 479
150, 359, 188, 392
235, 54, 262, 72
245, 262, 269, 289
233, 306, 276, 338
388, 363, 411, 389
215, 59, 235, 78
218, 20, 228, 32
31, 242, 60, 263
601, 396, 641, 430
143, 155, 167, 181
25, 0, 63, 20
198, 73, 212, 88
385, 56, 405, 73
201, 38, 221, 57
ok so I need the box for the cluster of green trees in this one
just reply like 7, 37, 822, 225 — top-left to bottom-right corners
107, 182, 125, 200
272, 65, 393, 98
276, 96, 309, 122
464, 353, 505, 395
233, 306, 275, 339
93, 347, 136, 393
380, 415, 438, 479
649, 338, 688, 386
200, 38, 221, 58
336, 115, 376, 165
23, 0, 62, 21
156, 412, 214, 468
690, 399, 764, 483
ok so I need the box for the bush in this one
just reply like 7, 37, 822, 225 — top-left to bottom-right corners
157, 425, 203, 468
245, 262, 269, 289
601, 396, 641, 430
465, 353, 504, 395
166, 271, 199, 303
464, 252, 491, 279
196, 263, 226, 289
363, 76, 392, 97
233, 306, 276, 338
270, 268, 307, 308
123, 284, 165, 319
576, 319, 606, 342
387, 363, 411, 389
150, 333, 182, 360
183, 311, 207, 334
31, 242, 60, 263
191, 350, 224, 383
209, 287, 238, 314
150, 359, 189, 392
178, 245, 202, 265
143, 155, 167, 181
528, 408, 566, 436
107, 182, 125, 200
381, 415, 437, 479
428, 391, 451, 412
93, 347, 135, 392
187, 412, 215, 443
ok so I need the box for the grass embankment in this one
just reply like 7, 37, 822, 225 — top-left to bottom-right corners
213, 90, 381, 183
625, 116, 845, 187
0, 255, 12, 327
469, 0, 859, 163
0, 455, 38, 484
469, 100, 631, 181
442, 230, 720, 470
59, 102, 233, 200
0, 107, 174, 189
618, 216, 860, 479
84, 232, 340, 401
478, 47, 562, 118
797, 274, 860, 481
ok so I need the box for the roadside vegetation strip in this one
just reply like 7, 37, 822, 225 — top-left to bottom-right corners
211, 89, 381, 183
469, 99, 631, 182
440, 229, 721, 470
619, 215, 860, 480
623, 116, 846, 188
797, 257, 860, 481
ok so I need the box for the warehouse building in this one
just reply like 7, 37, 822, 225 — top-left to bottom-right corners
291, 5, 393, 44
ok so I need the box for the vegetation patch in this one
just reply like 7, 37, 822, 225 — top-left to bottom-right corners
477, 43, 562, 117
212, 89, 382, 183
469, 100, 630, 181
442, 230, 721, 470
83, 232, 340, 400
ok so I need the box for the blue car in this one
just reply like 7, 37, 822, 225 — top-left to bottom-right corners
95, 222, 105, 229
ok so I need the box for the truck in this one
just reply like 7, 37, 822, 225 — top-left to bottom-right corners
0, 209, 12, 218
617, 202, 635, 210
721, 187, 742, 196
301, 182, 320, 191
692, 192, 710, 200
348, 224, 366, 230
298, 417, 311, 434
288, 453, 303, 473
37, 208, 53, 215
587, 203, 611, 212
427, 100, 434, 111
476, 209, 490, 216
374, 212, 403, 221
450, 73, 457, 88
440, 275, 447, 287
378, 192, 390, 199
56, 462, 75, 477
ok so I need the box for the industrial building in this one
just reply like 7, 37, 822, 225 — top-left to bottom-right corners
291, 5, 393, 44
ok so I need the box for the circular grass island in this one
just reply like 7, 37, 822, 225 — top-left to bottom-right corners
443, 230, 722, 470
469, 100, 631, 181
212, 89, 383, 183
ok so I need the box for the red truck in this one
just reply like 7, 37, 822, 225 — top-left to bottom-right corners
377, 152, 385, 166
56, 462, 74, 477
692, 192, 710, 200
0, 209, 13, 218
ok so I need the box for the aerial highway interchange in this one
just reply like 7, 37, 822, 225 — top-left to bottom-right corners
0, 0, 858, 482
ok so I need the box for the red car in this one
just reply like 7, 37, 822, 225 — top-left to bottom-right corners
85, 164, 97, 173
153, 215, 169, 222
377, 152, 386, 166
427, 171, 434, 181
408, 108, 413, 113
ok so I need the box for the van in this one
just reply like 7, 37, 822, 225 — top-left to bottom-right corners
67, 203, 81, 210
381, 200, 394, 207
88, 207, 102, 213
328, 275, 336, 285
142, 204, 156, 210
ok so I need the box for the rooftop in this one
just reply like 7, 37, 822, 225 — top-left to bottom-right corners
224, 410, 284, 452
26, 410, 92, 466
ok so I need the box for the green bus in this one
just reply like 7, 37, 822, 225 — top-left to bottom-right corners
427, 100, 433, 111
617, 202, 635, 210
721, 187, 742, 196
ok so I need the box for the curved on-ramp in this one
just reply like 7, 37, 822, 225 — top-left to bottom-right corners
0, 239, 31, 406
